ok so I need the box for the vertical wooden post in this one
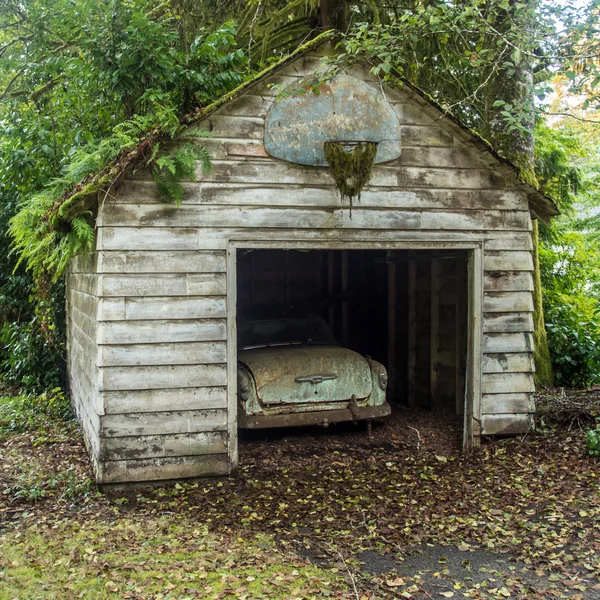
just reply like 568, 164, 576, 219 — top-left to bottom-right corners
463, 247, 483, 452
455, 256, 466, 416
250, 251, 256, 305
226, 246, 239, 474
328, 252, 335, 333
430, 258, 440, 410
407, 258, 417, 407
341, 250, 349, 346
387, 254, 396, 403
285, 251, 290, 306
315, 251, 323, 304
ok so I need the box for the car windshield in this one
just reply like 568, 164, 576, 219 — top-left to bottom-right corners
238, 317, 337, 350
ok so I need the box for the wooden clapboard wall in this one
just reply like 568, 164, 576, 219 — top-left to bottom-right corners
68, 49, 536, 483
66, 253, 102, 472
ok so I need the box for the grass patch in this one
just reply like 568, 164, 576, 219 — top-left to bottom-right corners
0, 391, 96, 507
0, 518, 348, 599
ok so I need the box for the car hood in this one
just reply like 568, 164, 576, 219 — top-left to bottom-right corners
238, 345, 372, 405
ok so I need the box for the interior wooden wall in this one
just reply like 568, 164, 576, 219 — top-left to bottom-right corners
236, 249, 468, 414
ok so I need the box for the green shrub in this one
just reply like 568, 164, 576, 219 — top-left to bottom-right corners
0, 319, 65, 393
587, 421, 600, 457
545, 302, 600, 388
0, 388, 72, 438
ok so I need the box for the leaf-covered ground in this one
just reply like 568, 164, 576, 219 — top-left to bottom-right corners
1, 392, 599, 599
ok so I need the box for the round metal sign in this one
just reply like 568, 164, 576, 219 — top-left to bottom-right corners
265, 73, 402, 167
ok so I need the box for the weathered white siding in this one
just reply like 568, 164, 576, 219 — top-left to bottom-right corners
66, 253, 102, 470
69, 52, 537, 483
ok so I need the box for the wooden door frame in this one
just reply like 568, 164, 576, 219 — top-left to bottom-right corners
226, 238, 483, 470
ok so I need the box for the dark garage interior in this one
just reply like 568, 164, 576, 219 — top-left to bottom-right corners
236, 249, 470, 416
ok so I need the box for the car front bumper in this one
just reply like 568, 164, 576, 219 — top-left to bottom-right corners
238, 402, 392, 429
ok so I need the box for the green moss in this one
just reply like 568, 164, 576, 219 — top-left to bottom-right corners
185, 30, 337, 127
323, 141, 378, 208
532, 220, 554, 387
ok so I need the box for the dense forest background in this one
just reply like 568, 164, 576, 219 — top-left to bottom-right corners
0, 0, 599, 395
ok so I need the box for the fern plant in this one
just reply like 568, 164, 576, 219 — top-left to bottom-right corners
10, 106, 213, 283
150, 131, 213, 205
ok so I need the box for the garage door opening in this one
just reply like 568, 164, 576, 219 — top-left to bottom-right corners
234, 248, 470, 425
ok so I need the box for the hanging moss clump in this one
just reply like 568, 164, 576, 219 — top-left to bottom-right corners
323, 141, 378, 210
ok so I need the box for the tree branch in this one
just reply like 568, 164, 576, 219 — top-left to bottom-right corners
540, 110, 600, 124
0, 68, 25, 102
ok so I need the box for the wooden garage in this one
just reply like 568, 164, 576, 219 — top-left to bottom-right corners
66, 39, 558, 484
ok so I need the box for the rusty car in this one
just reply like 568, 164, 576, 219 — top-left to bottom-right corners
236, 310, 391, 428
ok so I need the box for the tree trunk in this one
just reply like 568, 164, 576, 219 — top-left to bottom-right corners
485, 2, 554, 387
320, 0, 348, 32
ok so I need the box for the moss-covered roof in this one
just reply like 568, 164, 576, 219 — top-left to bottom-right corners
187, 32, 558, 222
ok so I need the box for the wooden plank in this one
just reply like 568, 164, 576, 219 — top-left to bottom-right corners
189, 138, 270, 160
98, 319, 226, 344
483, 312, 534, 333
342, 250, 349, 346
227, 142, 269, 158
100, 204, 530, 232
277, 54, 329, 77
387, 257, 396, 402
100, 341, 227, 367
482, 352, 535, 374
484, 291, 534, 313
99, 227, 199, 251
407, 259, 417, 408
481, 414, 533, 435
226, 245, 238, 473
204, 115, 264, 140
484, 250, 533, 272
391, 103, 435, 126
69, 304, 98, 342
399, 125, 455, 148
430, 258, 441, 409
68, 273, 99, 296
101, 431, 227, 461
328, 252, 335, 333
482, 372, 535, 394
68, 319, 98, 356
218, 94, 272, 117
484, 271, 534, 292
69, 253, 98, 273
395, 146, 497, 171
249, 74, 303, 97
192, 160, 398, 187
102, 363, 227, 391
114, 180, 527, 211
481, 393, 534, 414
468, 247, 483, 443
485, 234, 532, 252
483, 332, 533, 353
455, 256, 467, 415
102, 409, 228, 437
101, 273, 226, 297
69, 334, 98, 379
100, 453, 230, 483
103, 386, 227, 414
99, 251, 226, 274
68, 288, 98, 318
124, 159, 520, 191
100, 296, 226, 321
99, 224, 530, 252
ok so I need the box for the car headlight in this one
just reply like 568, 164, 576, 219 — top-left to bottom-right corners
378, 371, 388, 390
238, 370, 251, 401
